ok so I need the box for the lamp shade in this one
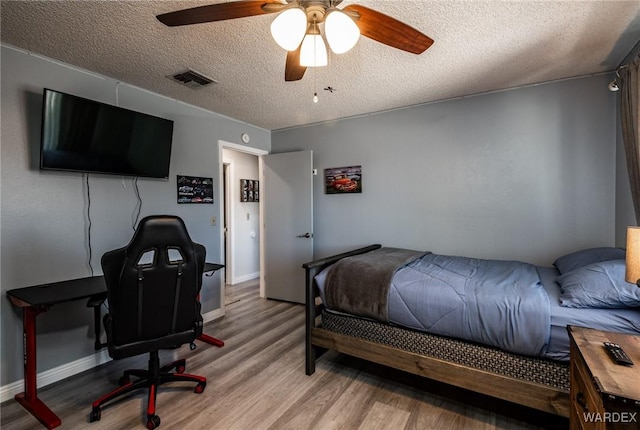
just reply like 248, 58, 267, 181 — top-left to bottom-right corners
625, 226, 640, 284
270, 8, 307, 51
325, 9, 360, 54
300, 33, 328, 67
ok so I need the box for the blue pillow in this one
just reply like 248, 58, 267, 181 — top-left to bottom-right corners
553, 247, 626, 275
557, 259, 640, 308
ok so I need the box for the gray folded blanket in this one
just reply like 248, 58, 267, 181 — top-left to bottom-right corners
323, 247, 428, 321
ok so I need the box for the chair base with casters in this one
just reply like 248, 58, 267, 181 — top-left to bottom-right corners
89, 348, 206, 429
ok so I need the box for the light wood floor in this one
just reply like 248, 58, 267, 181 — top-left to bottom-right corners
1, 280, 568, 429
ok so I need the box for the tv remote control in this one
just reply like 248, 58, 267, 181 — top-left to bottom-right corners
603, 342, 634, 366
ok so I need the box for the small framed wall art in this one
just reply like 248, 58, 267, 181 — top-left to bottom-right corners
325, 165, 362, 194
241, 179, 259, 202
177, 175, 214, 204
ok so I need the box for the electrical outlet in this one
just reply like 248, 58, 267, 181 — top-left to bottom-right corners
210, 216, 216, 226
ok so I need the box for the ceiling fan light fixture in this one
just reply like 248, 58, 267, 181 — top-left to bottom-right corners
300, 30, 328, 67
157, 1, 434, 83
325, 9, 360, 54
270, 7, 307, 51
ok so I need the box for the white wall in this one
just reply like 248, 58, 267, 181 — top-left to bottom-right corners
223, 148, 260, 283
0, 44, 270, 390
272, 75, 620, 266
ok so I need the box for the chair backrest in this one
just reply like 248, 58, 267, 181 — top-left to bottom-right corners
102, 215, 205, 356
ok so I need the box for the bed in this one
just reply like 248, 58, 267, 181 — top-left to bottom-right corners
303, 244, 640, 417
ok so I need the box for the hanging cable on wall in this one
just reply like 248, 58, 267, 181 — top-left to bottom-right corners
132, 176, 142, 230
85, 173, 94, 276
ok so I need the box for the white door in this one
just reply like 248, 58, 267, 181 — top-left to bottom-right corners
261, 150, 313, 303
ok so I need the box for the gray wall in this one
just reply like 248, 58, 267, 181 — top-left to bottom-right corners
615, 84, 637, 244
273, 75, 622, 266
0, 45, 270, 388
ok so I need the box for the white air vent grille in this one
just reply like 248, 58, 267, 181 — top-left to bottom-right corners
167, 69, 217, 89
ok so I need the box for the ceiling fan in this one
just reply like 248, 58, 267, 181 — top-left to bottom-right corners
156, 1, 434, 82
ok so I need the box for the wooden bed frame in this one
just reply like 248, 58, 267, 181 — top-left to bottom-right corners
303, 244, 570, 418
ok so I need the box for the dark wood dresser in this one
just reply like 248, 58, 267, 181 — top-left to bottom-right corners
568, 326, 640, 430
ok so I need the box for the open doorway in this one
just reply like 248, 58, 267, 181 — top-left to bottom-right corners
218, 141, 268, 309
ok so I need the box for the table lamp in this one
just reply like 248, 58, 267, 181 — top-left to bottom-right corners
625, 226, 640, 286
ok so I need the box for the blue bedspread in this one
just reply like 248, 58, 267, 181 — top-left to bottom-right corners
387, 254, 550, 356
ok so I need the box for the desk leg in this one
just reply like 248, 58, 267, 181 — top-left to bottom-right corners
15, 306, 61, 429
196, 283, 224, 347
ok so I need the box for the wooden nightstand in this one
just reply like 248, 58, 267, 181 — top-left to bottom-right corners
568, 326, 640, 430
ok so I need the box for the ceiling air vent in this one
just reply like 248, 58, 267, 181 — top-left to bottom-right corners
167, 69, 217, 89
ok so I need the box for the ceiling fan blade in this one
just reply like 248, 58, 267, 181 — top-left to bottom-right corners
157, 1, 283, 27
285, 46, 306, 81
343, 4, 434, 54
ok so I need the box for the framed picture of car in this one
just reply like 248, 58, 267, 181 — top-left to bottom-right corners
241, 179, 259, 202
325, 166, 362, 194
177, 175, 214, 204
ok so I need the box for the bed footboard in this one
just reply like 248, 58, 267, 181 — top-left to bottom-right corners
302, 244, 382, 375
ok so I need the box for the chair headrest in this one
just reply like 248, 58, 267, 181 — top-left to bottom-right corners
126, 215, 196, 264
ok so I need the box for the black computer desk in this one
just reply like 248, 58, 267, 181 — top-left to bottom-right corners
5, 263, 224, 429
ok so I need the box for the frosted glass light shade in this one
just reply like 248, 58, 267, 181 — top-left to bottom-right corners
270, 8, 307, 51
300, 34, 328, 67
325, 9, 360, 54
626, 226, 640, 284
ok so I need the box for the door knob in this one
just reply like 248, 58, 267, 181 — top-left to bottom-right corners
296, 232, 313, 238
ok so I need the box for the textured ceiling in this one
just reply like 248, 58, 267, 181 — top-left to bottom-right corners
2, 1, 640, 131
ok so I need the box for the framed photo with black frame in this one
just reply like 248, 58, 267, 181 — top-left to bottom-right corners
241, 179, 259, 202
177, 175, 214, 204
325, 166, 362, 194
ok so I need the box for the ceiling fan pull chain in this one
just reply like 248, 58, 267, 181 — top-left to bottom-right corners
313, 38, 319, 104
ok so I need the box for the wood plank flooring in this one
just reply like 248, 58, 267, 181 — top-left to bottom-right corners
1, 280, 568, 429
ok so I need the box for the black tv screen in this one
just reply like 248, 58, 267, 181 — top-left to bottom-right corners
40, 88, 174, 178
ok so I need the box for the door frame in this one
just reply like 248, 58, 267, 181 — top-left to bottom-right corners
218, 140, 268, 309
223, 161, 232, 285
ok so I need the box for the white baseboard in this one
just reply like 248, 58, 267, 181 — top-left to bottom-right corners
230, 271, 259, 285
0, 348, 111, 403
0, 307, 225, 404
202, 307, 224, 323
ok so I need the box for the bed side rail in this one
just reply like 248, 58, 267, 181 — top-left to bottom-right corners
303, 244, 382, 375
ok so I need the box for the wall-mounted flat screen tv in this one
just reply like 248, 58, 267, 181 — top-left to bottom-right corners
40, 88, 174, 179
